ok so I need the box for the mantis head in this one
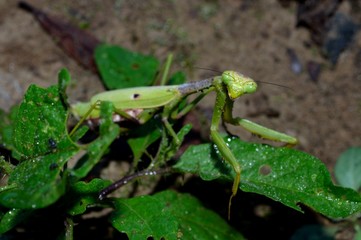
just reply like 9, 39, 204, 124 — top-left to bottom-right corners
221, 71, 257, 100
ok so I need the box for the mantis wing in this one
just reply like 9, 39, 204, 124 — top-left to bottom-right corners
90, 85, 181, 109
71, 85, 182, 119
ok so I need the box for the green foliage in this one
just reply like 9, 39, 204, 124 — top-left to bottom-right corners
95, 44, 160, 89
0, 72, 119, 236
0, 46, 360, 239
0, 106, 18, 152
67, 178, 112, 216
335, 147, 361, 191
0, 209, 33, 234
175, 138, 361, 218
11, 84, 72, 160
0, 150, 76, 209
111, 190, 244, 240
127, 118, 162, 164
168, 70, 186, 85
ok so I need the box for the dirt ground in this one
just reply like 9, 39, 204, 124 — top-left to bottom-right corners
0, 0, 361, 238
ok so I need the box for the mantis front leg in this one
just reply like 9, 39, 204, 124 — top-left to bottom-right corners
210, 82, 241, 220
211, 79, 298, 220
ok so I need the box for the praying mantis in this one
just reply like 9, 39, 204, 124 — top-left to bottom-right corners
71, 69, 297, 218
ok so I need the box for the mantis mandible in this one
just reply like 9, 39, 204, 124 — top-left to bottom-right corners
71, 70, 297, 218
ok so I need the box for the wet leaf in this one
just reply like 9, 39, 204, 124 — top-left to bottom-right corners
0, 150, 78, 209
174, 137, 361, 219
12, 84, 73, 160
0, 208, 32, 234
0, 70, 119, 210
0, 79, 81, 209
67, 178, 111, 216
110, 190, 244, 240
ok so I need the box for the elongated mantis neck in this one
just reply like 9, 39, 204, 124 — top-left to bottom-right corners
177, 77, 216, 95
178, 71, 258, 100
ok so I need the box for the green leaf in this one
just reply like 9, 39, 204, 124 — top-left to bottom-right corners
168, 71, 186, 85
95, 44, 159, 89
110, 190, 244, 240
12, 84, 72, 160
67, 178, 111, 216
58, 68, 72, 108
174, 137, 361, 219
0, 78, 82, 209
0, 208, 32, 234
0, 150, 78, 209
0, 106, 18, 152
127, 118, 162, 164
334, 147, 361, 191
0, 156, 14, 175
0, 72, 121, 210
71, 101, 120, 179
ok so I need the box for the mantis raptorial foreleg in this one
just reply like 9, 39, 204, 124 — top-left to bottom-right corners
209, 75, 297, 219
210, 81, 241, 220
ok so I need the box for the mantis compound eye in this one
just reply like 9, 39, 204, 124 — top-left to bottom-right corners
243, 81, 257, 94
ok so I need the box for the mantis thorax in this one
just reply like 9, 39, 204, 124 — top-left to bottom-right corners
221, 71, 257, 99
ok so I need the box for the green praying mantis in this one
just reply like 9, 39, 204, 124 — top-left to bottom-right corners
71, 69, 298, 218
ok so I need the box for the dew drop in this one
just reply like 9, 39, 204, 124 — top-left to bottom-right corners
8, 210, 15, 216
